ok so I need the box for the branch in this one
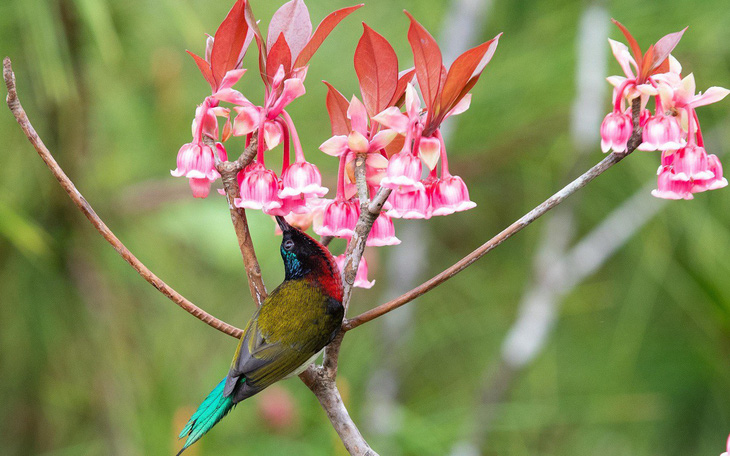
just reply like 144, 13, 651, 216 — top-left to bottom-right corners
3, 57, 244, 339
216, 139, 267, 306
299, 368, 379, 456
345, 98, 643, 331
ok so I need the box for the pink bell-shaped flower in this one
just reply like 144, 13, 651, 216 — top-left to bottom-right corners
380, 152, 424, 191
334, 254, 375, 289
652, 168, 694, 200
171, 143, 219, 181
171, 142, 226, 199
692, 154, 728, 193
429, 174, 477, 216
315, 198, 360, 238
386, 187, 430, 219
639, 114, 685, 151
235, 162, 283, 212
600, 111, 632, 153
279, 161, 329, 198
670, 144, 714, 182
366, 213, 400, 247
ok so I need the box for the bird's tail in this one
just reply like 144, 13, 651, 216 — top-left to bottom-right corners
177, 378, 235, 455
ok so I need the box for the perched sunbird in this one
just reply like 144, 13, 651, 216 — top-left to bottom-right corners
177, 216, 344, 454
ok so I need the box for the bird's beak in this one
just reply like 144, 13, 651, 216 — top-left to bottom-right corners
275, 216, 291, 232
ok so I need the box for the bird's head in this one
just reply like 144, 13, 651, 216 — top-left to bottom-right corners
276, 216, 342, 290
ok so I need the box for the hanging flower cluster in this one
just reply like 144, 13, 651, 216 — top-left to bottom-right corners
601, 20, 729, 200
172, 0, 501, 287
172, 0, 360, 205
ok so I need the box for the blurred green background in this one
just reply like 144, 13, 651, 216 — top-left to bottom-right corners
1, 0, 729, 455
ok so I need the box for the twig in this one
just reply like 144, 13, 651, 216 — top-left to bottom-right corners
3, 57, 244, 339
299, 368, 379, 456
297, 154, 386, 455
345, 98, 643, 331
216, 139, 267, 306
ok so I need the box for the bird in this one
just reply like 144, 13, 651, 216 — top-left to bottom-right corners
177, 216, 344, 454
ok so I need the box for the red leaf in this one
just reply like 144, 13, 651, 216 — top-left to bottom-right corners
354, 23, 399, 117
294, 4, 363, 69
186, 50, 216, 91
640, 45, 655, 81
649, 27, 686, 74
324, 81, 351, 136
440, 37, 496, 116
405, 11, 443, 112
211, 0, 249, 88
389, 67, 416, 107
245, 0, 266, 54
253, 33, 268, 86
267, 0, 312, 63
611, 19, 643, 71
266, 33, 292, 83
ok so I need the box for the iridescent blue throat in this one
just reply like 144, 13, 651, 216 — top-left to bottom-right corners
282, 248, 306, 280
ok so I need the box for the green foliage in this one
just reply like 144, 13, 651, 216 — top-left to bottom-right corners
1, 0, 729, 454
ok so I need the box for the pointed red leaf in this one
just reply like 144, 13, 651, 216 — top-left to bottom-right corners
211, 0, 249, 87
640, 44, 655, 81
253, 33, 268, 86
354, 23, 399, 117
324, 81, 351, 135
245, 0, 265, 54
612, 19, 643, 70
294, 5, 363, 69
267, 0, 312, 63
389, 67, 416, 107
654, 57, 670, 75
266, 33, 292, 83
186, 50, 216, 91
649, 27, 686, 73
439, 35, 499, 116
405, 11, 443, 112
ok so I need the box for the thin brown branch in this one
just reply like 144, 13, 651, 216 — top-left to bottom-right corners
345, 98, 643, 331
3, 57, 243, 339
322, 154, 383, 375
216, 140, 267, 306
299, 367, 379, 456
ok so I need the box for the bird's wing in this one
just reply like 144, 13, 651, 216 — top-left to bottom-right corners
224, 282, 338, 398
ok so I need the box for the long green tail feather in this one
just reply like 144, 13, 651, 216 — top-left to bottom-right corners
177, 378, 235, 455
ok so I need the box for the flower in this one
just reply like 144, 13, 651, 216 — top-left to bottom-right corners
367, 213, 400, 246
429, 174, 477, 216
600, 111, 632, 153
387, 186, 430, 219
279, 161, 328, 198
315, 198, 360, 238
379, 151, 424, 191
235, 162, 283, 212
639, 114, 684, 151
334, 254, 375, 289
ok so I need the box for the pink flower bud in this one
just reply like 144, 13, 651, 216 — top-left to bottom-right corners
279, 161, 329, 198
600, 111, 632, 153
235, 163, 283, 212
386, 187, 430, 219
366, 213, 400, 247
380, 152, 424, 191
429, 175, 477, 216
638, 114, 685, 151
315, 199, 360, 238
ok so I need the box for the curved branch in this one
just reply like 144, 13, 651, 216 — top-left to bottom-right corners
3, 57, 243, 339
345, 99, 643, 331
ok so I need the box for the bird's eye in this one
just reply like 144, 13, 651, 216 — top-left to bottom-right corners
283, 239, 295, 251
